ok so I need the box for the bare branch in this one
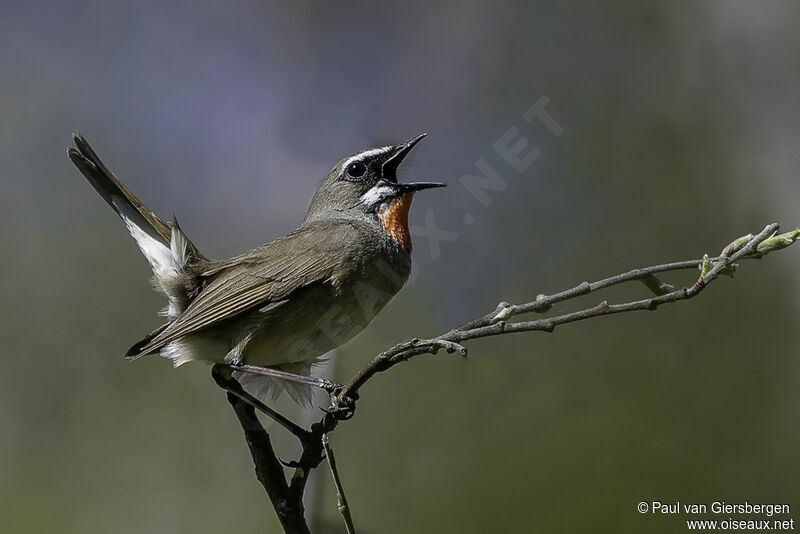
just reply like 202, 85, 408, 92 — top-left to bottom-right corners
223, 392, 311, 534
336, 223, 796, 403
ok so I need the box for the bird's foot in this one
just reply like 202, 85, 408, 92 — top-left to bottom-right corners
323, 390, 359, 420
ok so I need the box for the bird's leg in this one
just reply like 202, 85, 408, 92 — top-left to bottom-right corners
228, 363, 343, 394
211, 364, 310, 441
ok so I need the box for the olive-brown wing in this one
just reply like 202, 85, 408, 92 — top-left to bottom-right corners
127, 221, 360, 357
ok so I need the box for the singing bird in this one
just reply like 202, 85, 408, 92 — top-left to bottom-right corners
68, 134, 444, 403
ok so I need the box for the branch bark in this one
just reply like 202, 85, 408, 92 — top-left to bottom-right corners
219, 222, 798, 533
225, 392, 310, 534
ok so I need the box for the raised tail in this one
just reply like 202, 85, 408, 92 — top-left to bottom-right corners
68, 133, 205, 323
68, 134, 173, 247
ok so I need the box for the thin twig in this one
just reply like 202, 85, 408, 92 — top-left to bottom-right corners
322, 434, 356, 534
337, 223, 792, 402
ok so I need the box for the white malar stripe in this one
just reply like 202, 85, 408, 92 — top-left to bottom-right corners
360, 184, 396, 207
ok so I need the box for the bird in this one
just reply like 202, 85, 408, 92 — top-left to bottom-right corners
68, 133, 444, 405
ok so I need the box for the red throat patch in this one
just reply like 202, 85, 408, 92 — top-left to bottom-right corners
379, 193, 415, 250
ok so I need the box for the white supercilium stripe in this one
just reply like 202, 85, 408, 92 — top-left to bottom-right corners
341, 146, 392, 170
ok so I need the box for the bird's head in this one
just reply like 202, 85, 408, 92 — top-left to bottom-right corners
305, 134, 445, 250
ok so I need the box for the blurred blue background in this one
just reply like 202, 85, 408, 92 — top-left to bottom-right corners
1, 1, 799, 532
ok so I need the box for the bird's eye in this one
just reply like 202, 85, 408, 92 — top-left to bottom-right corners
346, 161, 367, 178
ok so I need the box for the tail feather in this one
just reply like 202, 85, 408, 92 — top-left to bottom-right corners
69, 133, 205, 322
68, 133, 204, 263
68, 133, 173, 247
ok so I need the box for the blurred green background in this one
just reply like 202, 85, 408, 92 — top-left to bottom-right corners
1, 1, 799, 532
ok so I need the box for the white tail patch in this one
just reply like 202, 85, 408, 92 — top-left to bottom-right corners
121, 215, 174, 278
121, 214, 190, 319
170, 225, 189, 270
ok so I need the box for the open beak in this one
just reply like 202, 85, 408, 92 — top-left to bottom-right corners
381, 133, 446, 192
393, 181, 446, 194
